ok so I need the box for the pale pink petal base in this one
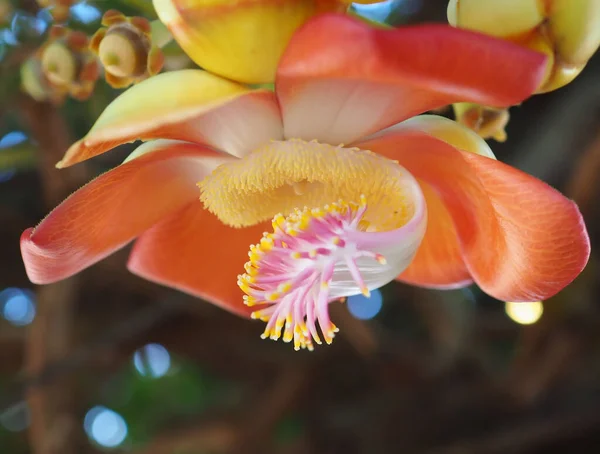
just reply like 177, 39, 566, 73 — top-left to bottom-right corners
58, 70, 284, 167
277, 14, 547, 145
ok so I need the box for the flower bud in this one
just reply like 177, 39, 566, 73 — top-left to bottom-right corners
152, 0, 348, 84
21, 57, 64, 104
452, 103, 509, 143
90, 10, 165, 89
447, 0, 600, 93
39, 26, 99, 101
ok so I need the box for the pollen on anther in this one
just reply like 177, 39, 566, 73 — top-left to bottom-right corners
237, 195, 391, 351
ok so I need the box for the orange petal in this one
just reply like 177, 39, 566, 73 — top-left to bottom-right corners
58, 70, 283, 168
398, 181, 472, 289
379, 115, 492, 287
357, 132, 590, 301
276, 14, 547, 145
128, 203, 270, 318
22, 141, 233, 284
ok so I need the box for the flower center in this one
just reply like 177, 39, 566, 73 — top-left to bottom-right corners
199, 139, 414, 231
201, 138, 427, 351
239, 196, 393, 351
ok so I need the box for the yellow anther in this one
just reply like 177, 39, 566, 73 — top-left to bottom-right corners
199, 139, 413, 231
309, 250, 318, 258
266, 292, 279, 302
259, 237, 273, 251
375, 254, 387, 265
278, 282, 292, 293
361, 287, 371, 297
245, 298, 258, 307
312, 331, 322, 345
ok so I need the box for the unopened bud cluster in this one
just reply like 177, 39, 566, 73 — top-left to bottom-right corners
447, 0, 599, 141
36, 26, 99, 102
90, 10, 165, 89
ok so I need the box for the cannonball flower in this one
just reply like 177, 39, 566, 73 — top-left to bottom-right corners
90, 10, 165, 89
21, 15, 590, 350
39, 26, 99, 101
447, 0, 600, 93
152, 0, 348, 84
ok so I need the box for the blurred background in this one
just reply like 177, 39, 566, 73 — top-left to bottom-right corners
1, 0, 600, 453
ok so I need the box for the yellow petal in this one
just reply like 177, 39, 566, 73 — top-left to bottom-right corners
153, 0, 347, 84
448, 0, 600, 93
539, 62, 586, 93
447, 0, 543, 38
546, 0, 600, 66
58, 69, 283, 167
369, 114, 496, 158
452, 103, 510, 142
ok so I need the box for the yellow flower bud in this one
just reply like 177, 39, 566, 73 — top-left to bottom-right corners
20, 57, 65, 104
90, 10, 165, 89
152, 0, 349, 84
38, 26, 99, 101
453, 103, 510, 143
447, 0, 600, 93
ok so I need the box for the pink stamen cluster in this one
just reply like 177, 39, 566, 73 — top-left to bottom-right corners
238, 196, 386, 351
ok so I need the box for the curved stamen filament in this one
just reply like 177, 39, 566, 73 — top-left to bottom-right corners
238, 196, 387, 351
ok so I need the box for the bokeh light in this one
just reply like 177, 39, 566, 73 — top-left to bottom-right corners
352, 0, 397, 22
0, 288, 36, 326
347, 288, 383, 320
0, 28, 17, 46
133, 343, 171, 378
0, 131, 27, 148
0, 402, 30, 432
71, 2, 101, 24
0, 131, 27, 182
84, 406, 128, 448
0, 169, 16, 183
505, 301, 544, 325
